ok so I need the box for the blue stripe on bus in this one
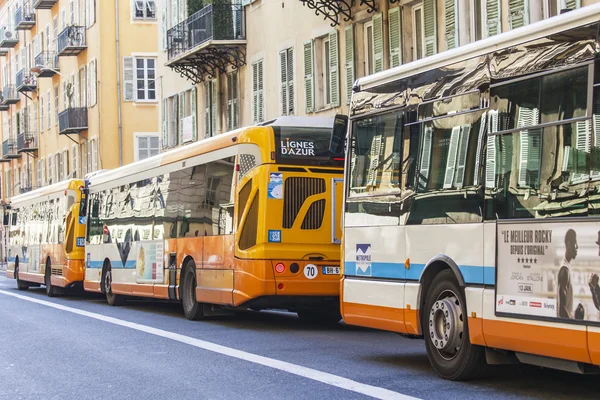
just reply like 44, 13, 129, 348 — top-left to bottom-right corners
87, 260, 137, 269
344, 261, 495, 285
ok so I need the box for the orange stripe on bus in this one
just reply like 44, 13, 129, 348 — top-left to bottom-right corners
84, 281, 101, 292
342, 302, 407, 333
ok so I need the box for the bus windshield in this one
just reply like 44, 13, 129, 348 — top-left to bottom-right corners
274, 126, 344, 166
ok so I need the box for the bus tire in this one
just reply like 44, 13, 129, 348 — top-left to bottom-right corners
102, 263, 124, 306
45, 260, 59, 297
15, 265, 29, 291
181, 261, 205, 321
423, 269, 485, 381
297, 308, 341, 325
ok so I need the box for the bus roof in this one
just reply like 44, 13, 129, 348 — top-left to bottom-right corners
355, 3, 600, 92
9, 179, 84, 207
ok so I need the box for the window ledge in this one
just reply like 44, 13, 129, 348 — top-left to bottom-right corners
133, 101, 158, 106
313, 105, 338, 114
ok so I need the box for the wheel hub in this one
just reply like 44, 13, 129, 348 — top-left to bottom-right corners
104, 270, 112, 293
429, 295, 464, 358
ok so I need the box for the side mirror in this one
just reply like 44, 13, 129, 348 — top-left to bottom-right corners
330, 114, 348, 156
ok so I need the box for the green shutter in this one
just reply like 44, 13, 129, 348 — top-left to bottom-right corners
344, 25, 355, 105
372, 13, 384, 73
444, 0, 458, 50
563, 0, 581, 10
178, 92, 184, 143
423, 0, 437, 57
211, 78, 218, 135
280, 50, 288, 115
508, 0, 529, 29
191, 87, 197, 141
388, 8, 402, 68
162, 99, 168, 148
485, 0, 501, 37
304, 40, 314, 113
329, 30, 340, 107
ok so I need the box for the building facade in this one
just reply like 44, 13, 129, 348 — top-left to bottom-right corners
158, 0, 594, 149
0, 0, 159, 202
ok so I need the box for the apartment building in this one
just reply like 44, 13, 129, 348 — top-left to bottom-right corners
158, 0, 592, 150
0, 0, 158, 200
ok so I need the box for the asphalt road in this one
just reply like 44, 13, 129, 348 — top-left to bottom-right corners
0, 273, 599, 400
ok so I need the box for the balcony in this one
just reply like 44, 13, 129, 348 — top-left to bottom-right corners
17, 133, 38, 153
0, 27, 18, 48
2, 139, 20, 159
2, 85, 20, 105
16, 69, 37, 92
59, 107, 87, 134
57, 26, 86, 56
0, 93, 9, 111
33, 51, 60, 77
15, 3, 36, 30
166, 3, 246, 84
33, 0, 57, 9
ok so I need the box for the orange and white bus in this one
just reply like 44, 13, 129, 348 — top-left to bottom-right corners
5, 179, 88, 296
84, 117, 346, 322
341, 5, 600, 379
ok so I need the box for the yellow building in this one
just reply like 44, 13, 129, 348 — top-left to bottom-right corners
0, 0, 158, 201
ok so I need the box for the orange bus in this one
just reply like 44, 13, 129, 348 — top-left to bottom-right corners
6, 179, 88, 296
84, 117, 346, 322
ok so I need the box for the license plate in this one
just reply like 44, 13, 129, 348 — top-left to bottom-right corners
322, 266, 340, 275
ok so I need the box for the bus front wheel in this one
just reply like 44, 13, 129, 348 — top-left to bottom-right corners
45, 260, 59, 297
103, 263, 124, 306
423, 269, 485, 381
15, 265, 28, 291
181, 261, 205, 321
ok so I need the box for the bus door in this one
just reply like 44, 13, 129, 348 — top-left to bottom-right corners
331, 178, 343, 244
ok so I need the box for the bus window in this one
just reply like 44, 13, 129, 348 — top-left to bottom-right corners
178, 165, 208, 238
205, 157, 235, 236
274, 126, 344, 166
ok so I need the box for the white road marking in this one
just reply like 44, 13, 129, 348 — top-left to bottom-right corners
0, 289, 418, 400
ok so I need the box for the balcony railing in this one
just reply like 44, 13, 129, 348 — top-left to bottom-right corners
15, 3, 36, 30
0, 27, 18, 48
34, 51, 60, 77
2, 139, 20, 159
17, 133, 38, 153
167, 3, 245, 61
59, 107, 88, 134
2, 85, 19, 105
57, 25, 86, 56
33, 0, 57, 9
16, 69, 37, 92
0, 93, 9, 111
19, 186, 35, 194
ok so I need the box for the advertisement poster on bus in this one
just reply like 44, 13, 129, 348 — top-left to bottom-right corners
496, 220, 600, 323
135, 240, 164, 284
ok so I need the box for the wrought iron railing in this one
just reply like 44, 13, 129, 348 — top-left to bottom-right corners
2, 139, 18, 157
167, 3, 245, 60
17, 132, 38, 152
59, 107, 88, 133
16, 69, 37, 90
57, 25, 86, 55
15, 3, 36, 29
2, 85, 19, 103
34, 51, 59, 71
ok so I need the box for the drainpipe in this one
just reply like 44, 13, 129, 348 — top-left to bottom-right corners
115, 0, 123, 166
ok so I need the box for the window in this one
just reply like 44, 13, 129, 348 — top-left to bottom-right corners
47, 91, 51, 129
205, 79, 218, 137
305, 31, 340, 111
54, 86, 59, 124
204, 176, 221, 210
88, 138, 98, 172
72, 145, 78, 178
508, 0, 529, 29
133, 0, 156, 20
168, 95, 179, 147
88, 60, 97, 107
179, 88, 197, 143
227, 71, 239, 130
62, 149, 69, 179
280, 48, 294, 116
364, 21, 374, 76
124, 57, 156, 102
470, 0, 483, 41
40, 95, 45, 131
47, 156, 53, 184
252, 59, 264, 123
79, 66, 87, 108
136, 135, 160, 161
413, 5, 424, 60
81, 142, 87, 176
56, 153, 62, 182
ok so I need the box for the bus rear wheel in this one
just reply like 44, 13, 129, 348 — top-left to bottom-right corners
45, 260, 59, 297
181, 261, 205, 321
297, 307, 342, 325
15, 265, 29, 291
103, 263, 124, 306
423, 269, 485, 381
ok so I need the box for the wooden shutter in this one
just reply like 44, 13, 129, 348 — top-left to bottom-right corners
591, 100, 600, 179
162, 0, 168, 50
205, 81, 211, 135
171, 0, 178, 26
162, 98, 168, 148
287, 49, 294, 115
123, 57, 134, 101
211, 78, 218, 135
372, 13, 383, 73
367, 135, 383, 186
257, 61, 264, 122
90, 60, 97, 106
191, 87, 197, 141
329, 30, 339, 107
423, 0, 437, 57
473, 112, 487, 186
517, 107, 538, 185
388, 8, 401, 69
454, 125, 472, 188
571, 119, 591, 183
485, 0, 501, 37
444, 0, 458, 50
178, 92, 185, 142
344, 25, 355, 105
280, 50, 289, 116
303, 41, 314, 113
508, 0, 528, 29
563, 0, 581, 10
227, 71, 238, 130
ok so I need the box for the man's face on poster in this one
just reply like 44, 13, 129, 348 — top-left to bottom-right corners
566, 231, 578, 260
